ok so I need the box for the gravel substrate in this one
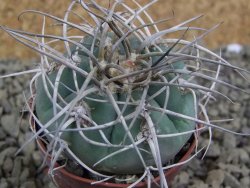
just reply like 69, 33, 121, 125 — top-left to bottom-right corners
0, 60, 56, 188
0, 45, 249, 188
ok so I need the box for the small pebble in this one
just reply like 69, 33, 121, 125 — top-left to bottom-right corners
206, 169, 225, 186
0, 127, 7, 140
0, 100, 12, 114
223, 134, 236, 149
226, 43, 243, 54
7, 177, 19, 187
1, 114, 19, 137
0, 178, 8, 188
238, 149, 249, 163
32, 151, 42, 167
19, 168, 30, 183
3, 157, 13, 175
177, 171, 189, 185
11, 157, 22, 177
240, 176, 250, 187
224, 172, 241, 187
0, 147, 17, 166
205, 143, 221, 158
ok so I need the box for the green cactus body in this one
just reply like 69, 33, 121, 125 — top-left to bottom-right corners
35, 33, 196, 175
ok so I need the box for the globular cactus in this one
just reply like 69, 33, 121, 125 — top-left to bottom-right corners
1, 0, 249, 187
35, 32, 196, 176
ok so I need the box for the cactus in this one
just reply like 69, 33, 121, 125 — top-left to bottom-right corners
35, 33, 197, 175
1, 0, 250, 187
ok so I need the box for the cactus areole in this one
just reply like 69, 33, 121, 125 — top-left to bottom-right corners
35, 29, 197, 176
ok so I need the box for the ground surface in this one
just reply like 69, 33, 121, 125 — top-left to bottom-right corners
1, 0, 250, 60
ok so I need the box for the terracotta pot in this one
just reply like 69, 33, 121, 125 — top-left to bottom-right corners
29, 98, 198, 188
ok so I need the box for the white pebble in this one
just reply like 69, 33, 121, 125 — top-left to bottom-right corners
226, 43, 243, 53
